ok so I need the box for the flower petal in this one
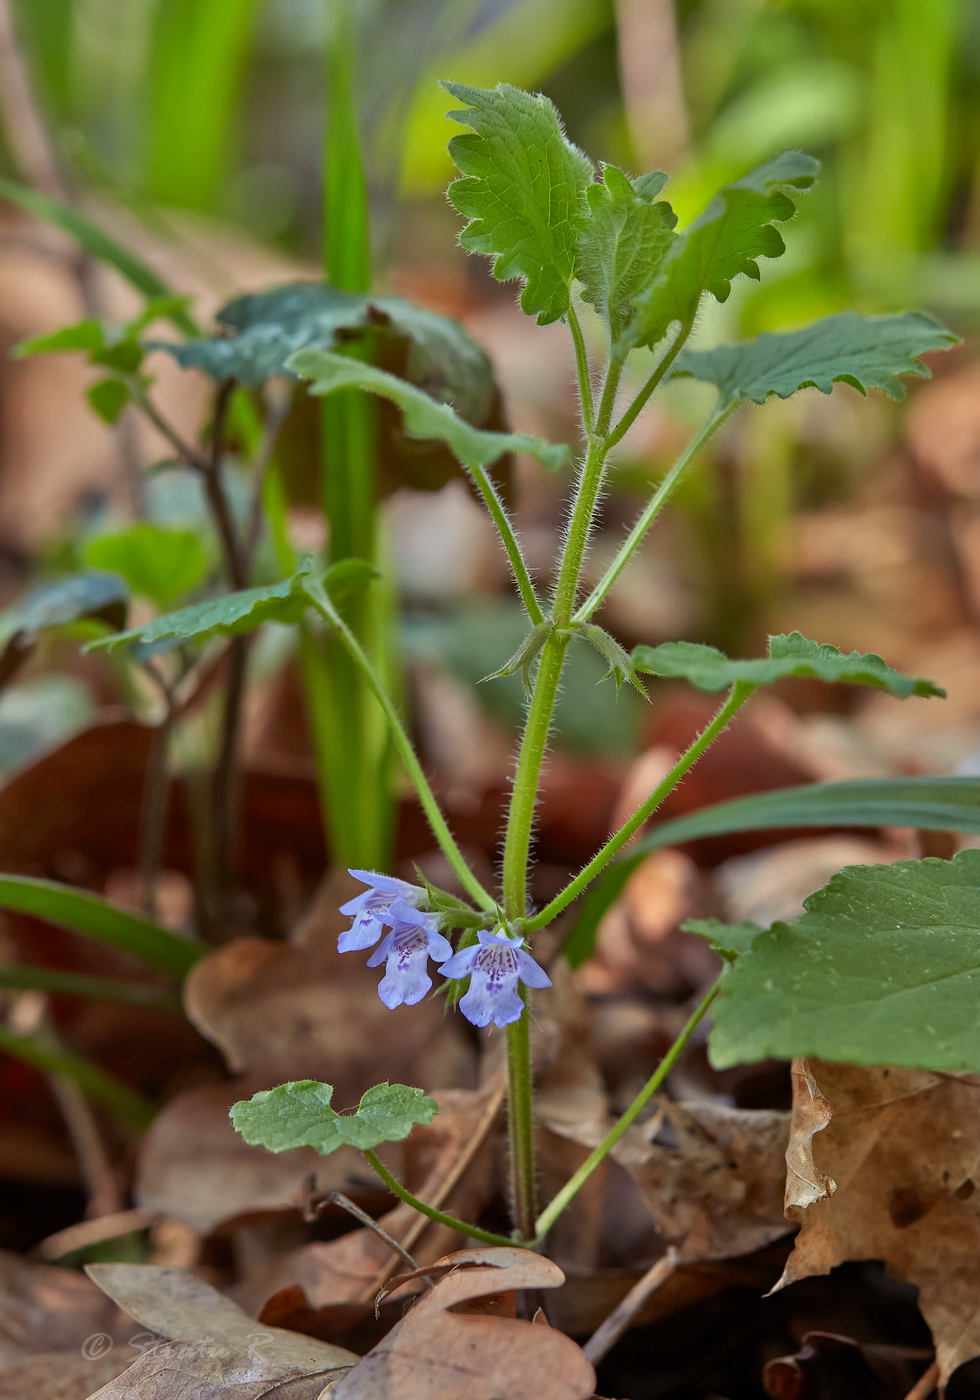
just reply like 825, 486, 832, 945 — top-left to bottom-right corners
438, 943, 481, 979
378, 956, 432, 1008
365, 931, 396, 967
515, 947, 551, 988
338, 912, 386, 953
459, 970, 523, 1028
426, 930, 455, 963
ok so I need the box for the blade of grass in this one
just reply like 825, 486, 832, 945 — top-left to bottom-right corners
0, 1025, 154, 1131
0, 965, 180, 1010
0, 875, 201, 977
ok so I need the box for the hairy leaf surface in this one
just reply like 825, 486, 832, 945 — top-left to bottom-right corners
575, 165, 677, 334
633, 631, 942, 698
444, 81, 593, 324
628, 151, 818, 350
710, 851, 980, 1072
290, 351, 568, 471
230, 1079, 437, 1155
676, 310, 958, 404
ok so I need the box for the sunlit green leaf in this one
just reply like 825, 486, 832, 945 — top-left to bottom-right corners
86, 378, 131, 424
628, 150, 819, 350
710, 850, 980, 1073
576, 164, 677, 334
14, 319, 105, 358
633, 631, 943, 698
83, 524, 211, 606
444, 81, 593, 324
289, 351, 568, 472
675, 311, 959, 404
86, 559, 314, 654
229, 1080, 437, 1155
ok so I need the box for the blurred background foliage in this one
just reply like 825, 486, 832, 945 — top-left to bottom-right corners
7, 0, 980, 322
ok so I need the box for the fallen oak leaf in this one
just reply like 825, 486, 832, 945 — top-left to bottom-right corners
330, 1247, 596, 1400
775, 1060, 980, 1387
83, 1264, 357, 1399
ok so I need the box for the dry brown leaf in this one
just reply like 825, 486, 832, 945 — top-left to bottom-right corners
0, 1250, 133, 1399
776, 1059, 980, 1385
84, 1263, 357, 1400
784, 1060, 835, 1214
330, 1247, 596, 1400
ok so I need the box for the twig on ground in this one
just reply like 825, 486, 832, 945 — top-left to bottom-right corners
903, 1360, 940, 1400
302, 1181, 427, 1283
582, 1247, 679, 1365
38, 1207, 159, 1261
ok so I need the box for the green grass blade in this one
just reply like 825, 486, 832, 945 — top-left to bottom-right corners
0, 1026, 154, 1132
0, 176, 198, 335
0, 875, 201, 977
0, 965, 180, 1010
564, 777, 980, 966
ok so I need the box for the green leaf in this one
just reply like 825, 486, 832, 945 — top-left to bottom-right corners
633, 631, 943, 699
14, 319, 105, 358
155, 282, 495, 422
709, 850, 980, 1073
9, 571, 128, 636
577, 622, 646, 693
289, 351, 568, 473
628, 150, 819, 350
229, 1080, 438, 1155
675, 311, 959, 405
91, 340, 143, 374
86, 378, 131, 424
443, 81, 594, 325
563, 776, 980, 968
575, 164, 677, 335
683, 918, 764, 963
0, 176, 197, 336
0, 875, 200, 977
85, 559, 314, 655
82, 524, 211, 606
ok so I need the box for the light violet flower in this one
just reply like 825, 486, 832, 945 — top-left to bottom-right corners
439, 929, 551, 1029
338, 869, 423, 953
367, 900, 453, 1008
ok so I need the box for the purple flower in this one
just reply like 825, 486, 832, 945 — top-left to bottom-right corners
339, 869, 423, 953
439, 929, 551, 1029
367, 900, 454, 1008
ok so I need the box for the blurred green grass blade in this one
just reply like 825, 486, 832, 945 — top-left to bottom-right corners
564, 777, 980, 967
142, 0, 261, 212
11, 0, 73, 118
0, 176, 197, 335
0, 1026, 154, 1131
0, 876, 201, 977
0, 965, 180, 1010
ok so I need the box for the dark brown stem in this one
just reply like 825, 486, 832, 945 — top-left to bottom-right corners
138, 694, 175, 920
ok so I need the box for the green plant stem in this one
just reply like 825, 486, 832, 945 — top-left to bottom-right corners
534, 975, 724, 1241
469, 461, 543, 624
304, 583, 494, 911
506, 1009, 537, 1240
362, 1148, 519, 1247
567, 300, 595, 434
604, 318, 694, 452
526, 684, 754, 935
574, 399, 737, 624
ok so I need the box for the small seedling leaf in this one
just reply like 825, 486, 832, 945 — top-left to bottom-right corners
633, 631, 943, 698
444, 81, 593, 324
230, 1079, 437, 1155
86, 377, 131, 424
675, 310, 959, 404
710, 850, 980, 1072
82, 524, 211, 606
628, 150, 819, 350
290, 351, 568, 472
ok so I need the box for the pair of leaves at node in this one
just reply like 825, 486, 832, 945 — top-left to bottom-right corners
444, 81, 815, 345
483, 621, 642, 696
230, 1079, 437, 1155
690, 850, 980, 1076
15, 295, 192, 423
633, 631, 943, 699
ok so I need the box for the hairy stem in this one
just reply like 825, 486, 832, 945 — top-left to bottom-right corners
567, 300, 595, 435
304, 582, 494, 910
534, 975, 724, 1240
575, 400, 735, 623
604, 318, 694, 452
362, 1149, 519, 1247
505, 1010, 537, 1240
469, 461, 543, 624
